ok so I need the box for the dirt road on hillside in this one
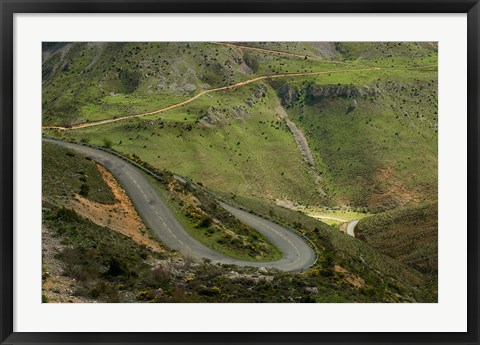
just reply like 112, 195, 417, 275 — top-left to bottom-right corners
43, 67, 383, 131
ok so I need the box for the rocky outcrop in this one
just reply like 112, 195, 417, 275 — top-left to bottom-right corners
245, 98, 254, 107
308, 84, 380, 99
278, 83, 379, 107
278, 84, 300, 106
200, 105, 249, 126
253, 84, 267, 98
245, 84, 267, 107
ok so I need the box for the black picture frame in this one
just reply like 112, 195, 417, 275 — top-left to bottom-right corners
1, 1, 479, 344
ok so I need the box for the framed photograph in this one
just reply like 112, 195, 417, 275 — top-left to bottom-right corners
1, 0, 479, 344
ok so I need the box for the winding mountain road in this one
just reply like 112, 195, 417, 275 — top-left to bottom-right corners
44, 138, 316, 272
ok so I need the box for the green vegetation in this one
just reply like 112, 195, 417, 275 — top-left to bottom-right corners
42, 142, 115, 205
42, 42, 438, 303
44, 41, 438, 212
147, 174, 283, 262
49, 82, 326, 207
334, 42, 438, 63
42, 42, 371, 126
356, 203, 438, 278
303, 207, 370, 226
275, 65, 437, 211
232, 42, 344, 61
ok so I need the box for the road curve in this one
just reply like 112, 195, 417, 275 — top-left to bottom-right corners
43, 138, 316, 272
346, 220, 359, 237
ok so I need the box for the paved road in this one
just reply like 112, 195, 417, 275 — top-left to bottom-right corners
44, 139, 316, 272
346, 220, 359, 237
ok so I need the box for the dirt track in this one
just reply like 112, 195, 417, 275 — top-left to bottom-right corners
216, 42, 352, 64
43, 66, 383, 131
42, 53, 435, 132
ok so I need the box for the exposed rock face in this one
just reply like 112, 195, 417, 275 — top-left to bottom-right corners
253, 84, 267, 98
246, 84, 267, 106
245, 98, 254, 107
278, 83, 379, 107
308, 84, 380, 99
278, 84, 300, 106
334, 42, 348, 54
347, 98, 358, 112
200, 105, 249, 126
350, 99, 358, 109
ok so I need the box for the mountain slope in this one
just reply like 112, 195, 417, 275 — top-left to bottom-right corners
42, 42, 438, 302
42, 141, 435, 302
42, 42, 360, 126
355, 203, 438, 277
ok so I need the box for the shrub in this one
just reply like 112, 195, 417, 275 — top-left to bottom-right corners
79, 183, 89, 197
102, 138, 113, 149
196, 216, 212, 228
88, 281, 119, 302
55, 207, 81, 222
106, 257, 130, 278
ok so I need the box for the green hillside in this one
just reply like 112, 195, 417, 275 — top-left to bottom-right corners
42, 42, 363, 126
277, 72, 437, 211
42, 141, 115, 206
43, 42, 437, 212
355, 203, 438, 277
46, 82, 327, 207
42, 42, 438, 302
42, 141, 435, 303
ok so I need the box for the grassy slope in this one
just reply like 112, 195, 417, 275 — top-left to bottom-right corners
335, 42, 437, 62
53, 82, 325, 207
220, 193, 436, 302
355, 203, 438, 277
42, 42, 438, 302
43, 142, 282, 262
42, 42, 359, 126
45, 44, 438, 211
43, 42, 249, 125
231, 42, 341, 60
43, 142, 115, 205
276, 46, 437, 211
43, 142, 435, 302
